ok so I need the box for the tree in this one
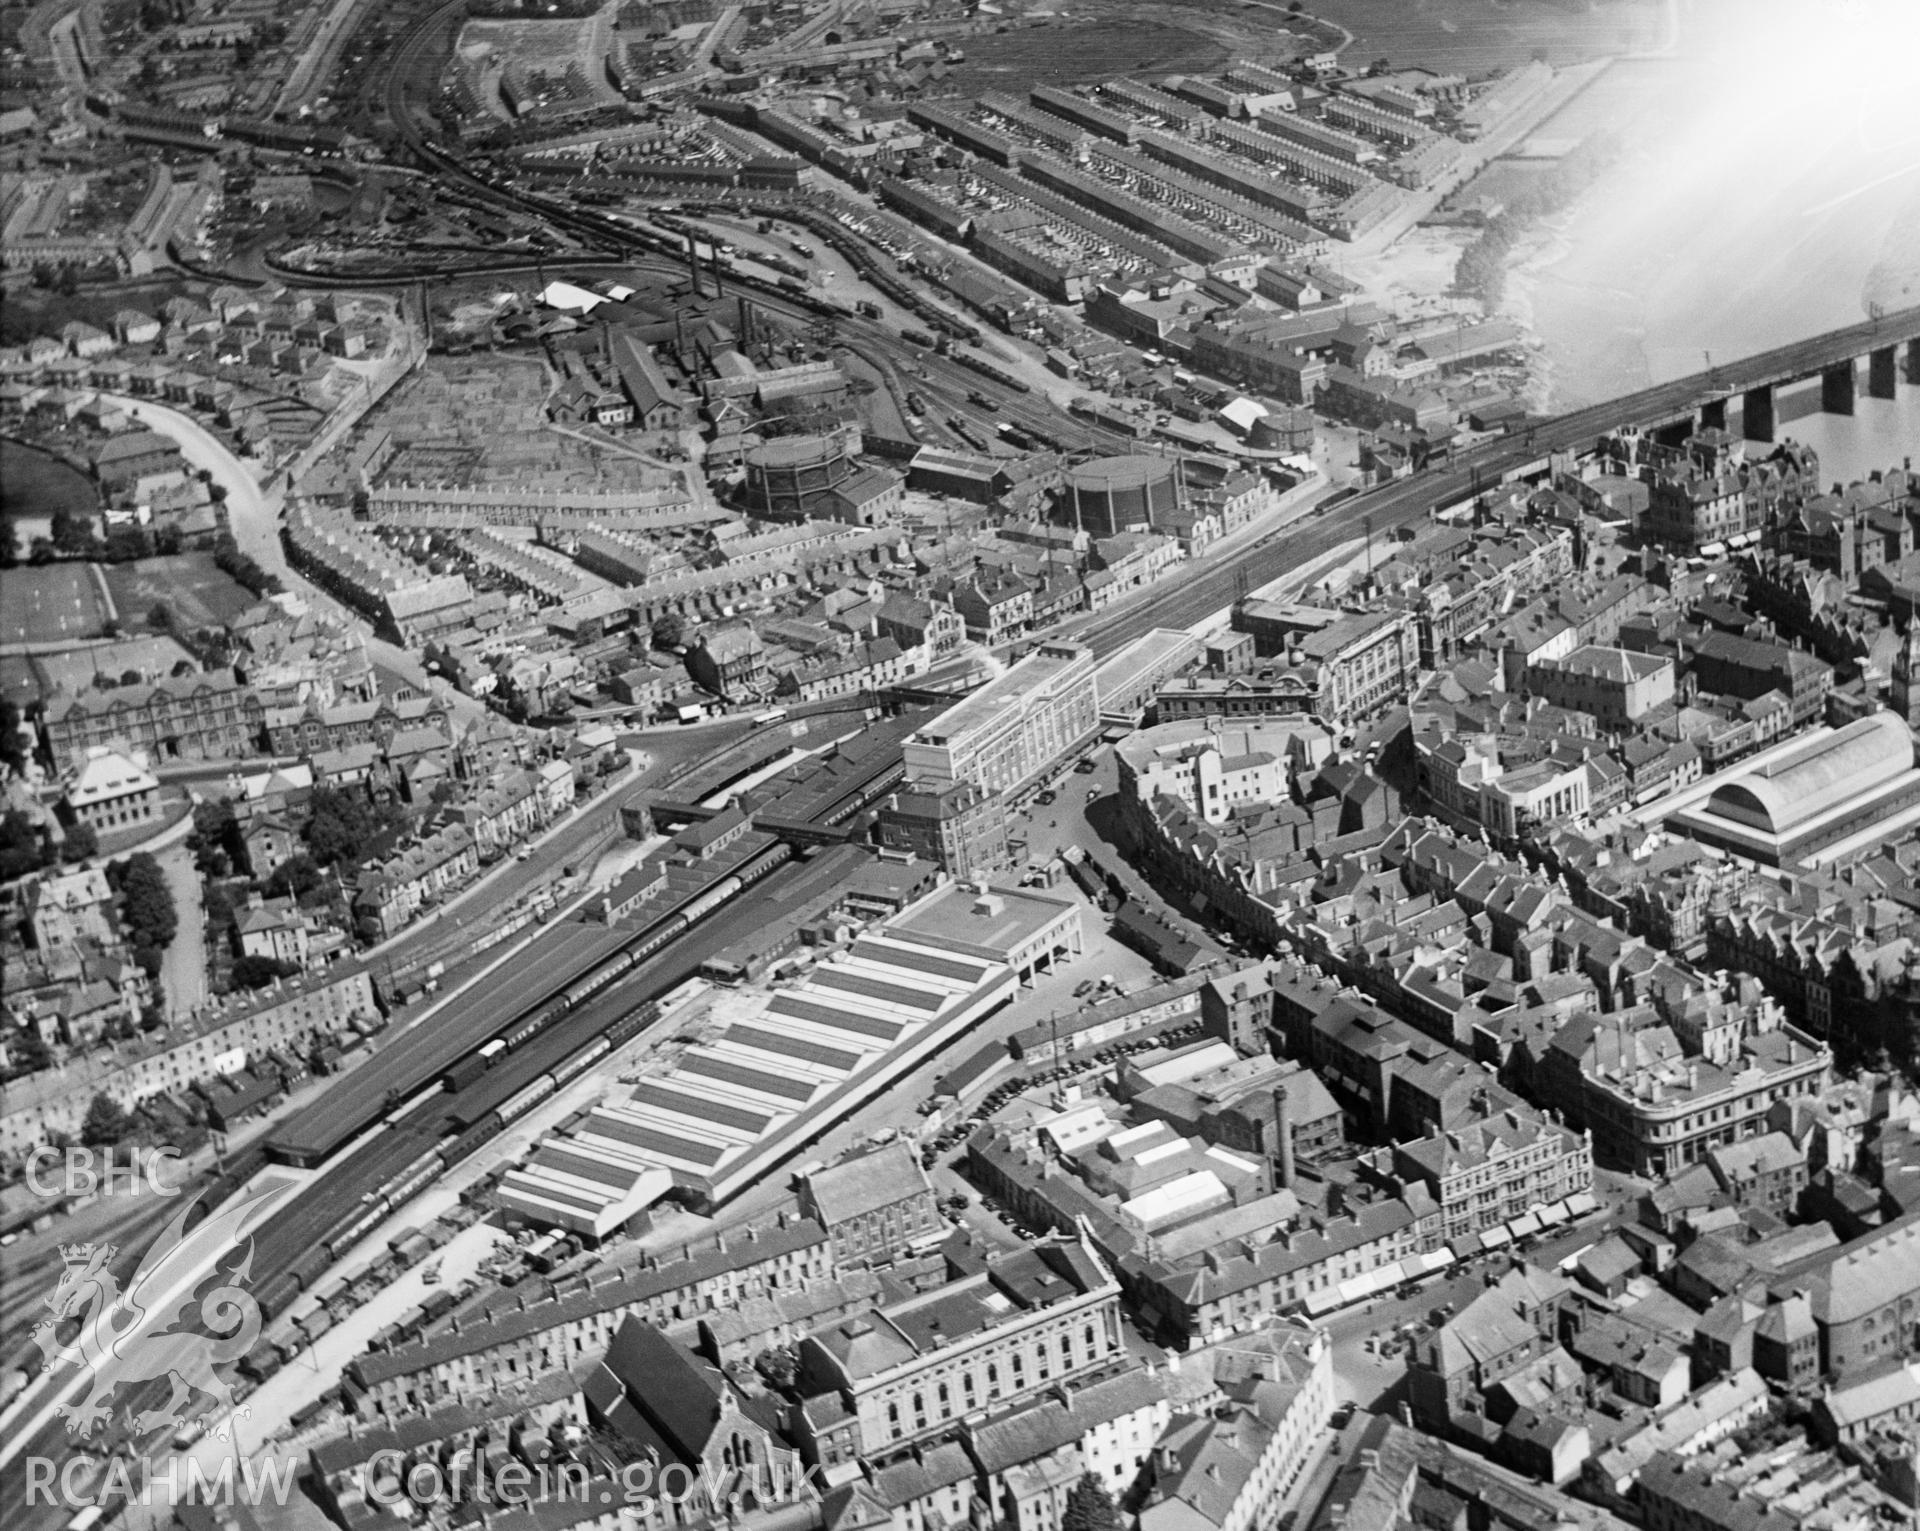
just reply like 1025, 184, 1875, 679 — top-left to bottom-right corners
0, 810, 46, 882
81, 1092, 135, 1146
0, 697, 26, 777
231, 953, 299, 990
187, 800, 238, 877
267, 854, 322, 899
120, 669, 145, 687
302, 788, 373, 868
11, 1027, 53, 1075
148, 601, 175, 631
1061, 1474, 1122, 1531
62, 820, 98, 863
115, 852, 179, 955
652, 612, 687, 649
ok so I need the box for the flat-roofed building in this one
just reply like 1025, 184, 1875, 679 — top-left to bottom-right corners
1116, 718, 1309, 825
507, 883, 1075, 1217
794, 1231, 1125, 1466
903, 642, 1099, 799
1093, 628, 1202, 724
884, 881, 1083, 983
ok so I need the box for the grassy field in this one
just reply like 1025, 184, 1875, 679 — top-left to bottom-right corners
103, 555, 258, 634
942, 18, 1230, 95
1, 437, 99, 522
0, 563, 108, 645
932, 0, 1655, 100
1305, 0, 1660, 69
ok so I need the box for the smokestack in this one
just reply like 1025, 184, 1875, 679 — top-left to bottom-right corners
686, 235, 703, 300
1273, 1085, 1295, 1191
711, 242, 724, 297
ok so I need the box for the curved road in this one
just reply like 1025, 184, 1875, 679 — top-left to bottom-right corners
114, 398, 279, 572
107, 396, 484, 724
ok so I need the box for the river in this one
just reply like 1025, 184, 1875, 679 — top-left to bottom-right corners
1506, 2, 1920, 484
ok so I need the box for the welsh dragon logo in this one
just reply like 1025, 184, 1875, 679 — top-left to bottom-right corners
29, 1184, 290, 1441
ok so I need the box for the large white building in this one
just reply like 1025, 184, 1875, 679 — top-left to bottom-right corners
499, 881, 1082, 1224
1116, 719, 1314, 823
61, 745, 160, 832
903, 642, 1098, 799
795, 1230, 1126, 1466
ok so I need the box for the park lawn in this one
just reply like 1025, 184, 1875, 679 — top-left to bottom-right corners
1, 436, 99, 522
102, 555, 258, 634
0, 563, 108, 645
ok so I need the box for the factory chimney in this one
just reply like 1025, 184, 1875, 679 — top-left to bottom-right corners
1273, 1085, 1295, 1190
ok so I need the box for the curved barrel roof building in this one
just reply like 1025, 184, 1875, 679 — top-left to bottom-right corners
1671, 712, 1920, 866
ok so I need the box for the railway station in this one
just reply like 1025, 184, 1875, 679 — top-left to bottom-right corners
497, 881, 1081, 1222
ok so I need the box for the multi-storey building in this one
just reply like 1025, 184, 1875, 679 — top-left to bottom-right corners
1230, 603, 1419, 725
793, 1233, 1124, 1466
798, 1143, 944, 1267
875, 779, 1012, 878
1138, 1324, 1332, 1531
1407, 1266, 1572, 1433
43, 669, 266, 770
903, 642, 1098, 799
353, 823, 480, 940
0, 968, 378, 1155
1390, 1110, 1593, 1243
1527, 646, 1675, 727
1115, 719, 1297, 825
1637, 432, 1820, 552
1537, 1010, 1830, 1179
349, 1216, 834, 1417
968, 1121, 1443, 1346
1685, 630, 1832, 726
968, 1369, 1172, 1531
686, 623, 768, 701
60, 745, 161, 832
1154, 667, 1319, 722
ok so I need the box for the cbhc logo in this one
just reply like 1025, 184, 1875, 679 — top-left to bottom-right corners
25, 1146, 185, 1198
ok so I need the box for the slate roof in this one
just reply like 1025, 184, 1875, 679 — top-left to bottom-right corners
804, 1141, 932, 1228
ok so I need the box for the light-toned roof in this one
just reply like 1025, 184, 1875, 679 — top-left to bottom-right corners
804, 1142, 930, 1228
63, 746, 158, 808
1704, 712, 1913, 837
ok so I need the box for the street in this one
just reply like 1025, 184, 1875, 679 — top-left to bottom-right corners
107, 390, 483, 727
